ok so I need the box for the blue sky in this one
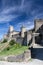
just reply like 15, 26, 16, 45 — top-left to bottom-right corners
0, 0, 43, 39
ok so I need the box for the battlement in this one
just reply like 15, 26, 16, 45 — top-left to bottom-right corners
34, 19, 43, 31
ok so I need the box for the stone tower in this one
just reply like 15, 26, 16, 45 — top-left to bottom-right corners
8, 25, 14, 37
21, 25, 26, 37
34, 19, 43, 32
8, 25, 14, 33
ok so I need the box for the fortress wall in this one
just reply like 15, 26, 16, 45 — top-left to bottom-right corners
16, 37, 23, 45
34, 19, 43, 32
10, 31, 19, 36
27, 31, 32, 45
12, 31, 19, 35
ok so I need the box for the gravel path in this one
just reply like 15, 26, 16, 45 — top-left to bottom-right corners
0, 59, 43, 65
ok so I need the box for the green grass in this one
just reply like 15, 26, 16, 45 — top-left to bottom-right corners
0, 46, 28, 56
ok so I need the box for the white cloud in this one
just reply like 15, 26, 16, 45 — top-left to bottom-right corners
0, 0, 34, 23
0, 5, 21, 23
0, 4, 23, 23
0, 0, 42, 24
15, 19, 34, 31
0, 15, 19, 23
34, 13, 43, 19
21, 0, 24, 8
1, 6, 20, 15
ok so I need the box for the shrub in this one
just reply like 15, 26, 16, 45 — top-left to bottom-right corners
9, 39, 16, 46
6, 47, 10, 51
14, 43, 21, 49
2, 39, 7, 43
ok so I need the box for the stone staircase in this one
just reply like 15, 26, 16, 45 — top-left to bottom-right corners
0, 37, 14, 52
0, 42, 9, 52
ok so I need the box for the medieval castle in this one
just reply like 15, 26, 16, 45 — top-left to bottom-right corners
3, 19, 43, 47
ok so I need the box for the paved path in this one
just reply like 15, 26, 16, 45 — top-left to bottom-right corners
0, 59, 43, 65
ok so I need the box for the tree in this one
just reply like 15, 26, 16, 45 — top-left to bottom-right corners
2, 39, 7, 43
9, 39, 16, 45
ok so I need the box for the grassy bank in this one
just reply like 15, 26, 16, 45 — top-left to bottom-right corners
0, 46, 28, 56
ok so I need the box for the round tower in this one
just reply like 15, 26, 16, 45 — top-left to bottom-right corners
9, 25, 14, 33
7, 25, 14, 38
21, 25, 26, 37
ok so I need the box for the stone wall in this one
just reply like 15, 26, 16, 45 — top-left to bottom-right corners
7, 50, 31, 62
34, 19, 43, 32
16, 37, 23, 45
0, 50, 31, 62
27, 31, 32, 45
